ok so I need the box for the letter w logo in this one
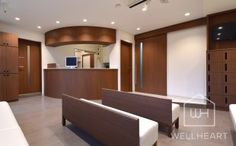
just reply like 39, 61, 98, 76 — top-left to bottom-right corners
190, 108, 209, 119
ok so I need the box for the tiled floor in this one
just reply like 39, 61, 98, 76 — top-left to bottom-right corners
9, 95, 235, 146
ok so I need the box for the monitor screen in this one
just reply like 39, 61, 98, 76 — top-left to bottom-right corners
65, 57, 77, 67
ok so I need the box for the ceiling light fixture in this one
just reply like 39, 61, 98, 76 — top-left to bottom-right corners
15, 17, 20, 21
217, 33, 221, 36
56, 20, 60, 24
218, 26, 223, 30
83, 19, 87, 22
142, 0, 151, 11
37, 26, 42, 29
111, 21, 115, 25
184, 12, 190, 16
136, 27, 141, 31
217, 37, 220, 40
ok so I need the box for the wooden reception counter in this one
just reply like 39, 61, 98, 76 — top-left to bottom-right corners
44, 68, 118, 99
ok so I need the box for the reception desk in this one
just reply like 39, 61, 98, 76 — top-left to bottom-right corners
44, 69, 118, 99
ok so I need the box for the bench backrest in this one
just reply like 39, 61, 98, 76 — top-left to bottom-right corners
102, 89, 172, 126
62, 94, 139, 146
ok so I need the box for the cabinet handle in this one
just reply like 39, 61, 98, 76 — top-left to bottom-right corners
140, 42, 143, 89
27, 45, 32, 86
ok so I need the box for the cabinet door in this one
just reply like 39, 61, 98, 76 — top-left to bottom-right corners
0, 46, 6, 73
5, 33, 18, 47
5, 74, 18, 101
0, 74, 5, 101
6, 47, 18, 73
0, 32, 6, 46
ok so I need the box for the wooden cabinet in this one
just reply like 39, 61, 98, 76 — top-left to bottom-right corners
0, 32, 18, 47
0, 32, 19, 101
208, 48, 236, 108
0, 74, 18, 101
0, 75, 5, 101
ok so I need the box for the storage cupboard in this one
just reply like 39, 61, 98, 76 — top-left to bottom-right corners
207, 48, 236, 108
0, 32, 19, 101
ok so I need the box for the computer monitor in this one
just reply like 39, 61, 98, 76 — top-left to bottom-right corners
65, 56, 77, 68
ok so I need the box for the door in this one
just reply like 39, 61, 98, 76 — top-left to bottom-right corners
19, 39, 41, 94
0, 32, 5, 46
5, 33, 18, 47
121, 40, 133, 91
0, 46, 6, 73
6, 47, 18, 73
6, 74, 18, 101
0, 74, 5, 101
135, 34, 167, 95
82, 54, 94, 68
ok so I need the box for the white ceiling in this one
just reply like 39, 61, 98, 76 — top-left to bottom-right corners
0, 0, 235, 34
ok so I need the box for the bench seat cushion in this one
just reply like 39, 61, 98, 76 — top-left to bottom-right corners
0, 102, 29, 146
229, 104, 236, 131
80, 99, 158, 146
172, 103, 180, 122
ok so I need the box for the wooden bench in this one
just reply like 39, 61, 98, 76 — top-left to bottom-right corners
0, 102, 29, 146
102, 89, 180, 137
62, 94, 158, 146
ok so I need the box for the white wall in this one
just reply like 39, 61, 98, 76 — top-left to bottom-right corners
167, 26, 207, 98
105, 30, 135, 91
203, 0, 236, 15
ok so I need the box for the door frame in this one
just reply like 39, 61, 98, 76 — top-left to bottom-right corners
18, 38, 42, 93
120, 40, 133, 92
82, 54, 94, 68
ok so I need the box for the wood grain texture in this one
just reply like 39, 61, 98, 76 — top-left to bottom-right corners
135, 17, 206, 40
0, 32, 18, 47
45, 26, 116, 47
135, 34, 167, 95
62, 94, 139, 146
0, 32, 19, 101
44, 69, 118, 99
18, 39, 42, 94
102, 89, 172, 127
207, 9, 236, 50
120, 40, 133, 91
208, 48, 236, 108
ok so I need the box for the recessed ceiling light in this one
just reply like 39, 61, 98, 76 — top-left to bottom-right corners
110, 21, 115, 25
83, 19, 87, 22
136, 27, 141, 31
37, 26, 42, 29
56, 20, 60, 24
217, 33, 222, 36
217, 37, 220, 40
218, 26, 223, 30
15, 17, 20, 21
184, 12, 191, 16
142, 3, 148, 11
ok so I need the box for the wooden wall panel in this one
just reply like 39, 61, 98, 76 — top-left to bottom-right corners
208, 9, 236, 50
44, 69, 118, 99
45, 26, 116, 47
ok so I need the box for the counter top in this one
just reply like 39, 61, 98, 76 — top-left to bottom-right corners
44, 68, 118, 71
